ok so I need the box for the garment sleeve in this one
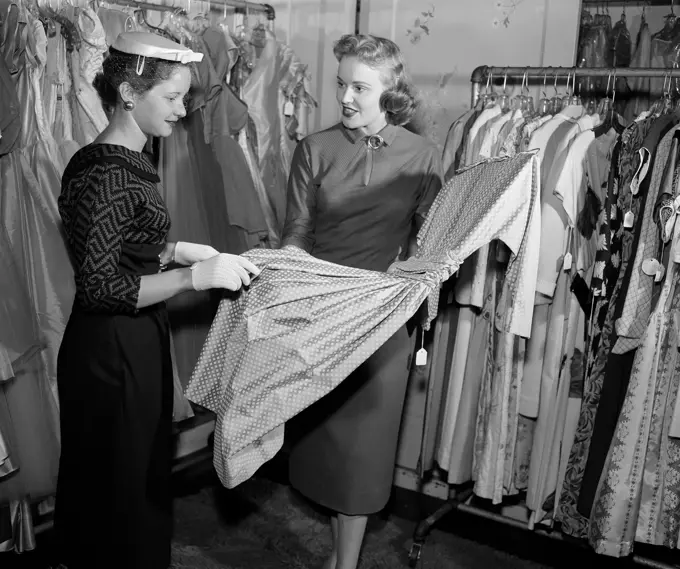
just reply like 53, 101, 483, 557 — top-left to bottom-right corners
72, 167, 141, 313
282, 139, 317, 252
414, 145, 444, 230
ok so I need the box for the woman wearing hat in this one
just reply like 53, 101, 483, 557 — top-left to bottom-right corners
53, 32, 260, 569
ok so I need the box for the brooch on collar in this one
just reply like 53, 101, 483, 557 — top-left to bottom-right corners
366, 134, 385, 150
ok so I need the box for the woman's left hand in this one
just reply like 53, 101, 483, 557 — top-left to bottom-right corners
174, 241, 220, 265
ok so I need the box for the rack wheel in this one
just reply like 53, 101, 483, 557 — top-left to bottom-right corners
408, 541, 423, 568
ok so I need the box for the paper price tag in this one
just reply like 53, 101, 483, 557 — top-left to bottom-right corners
624, 211, 635, 229
642, 258, 660, 276
562, 252, 573, 272
415, 348, 428, 366
283, 101, 294, 116
655, 265, 666, 283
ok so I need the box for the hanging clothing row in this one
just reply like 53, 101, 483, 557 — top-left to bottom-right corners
415, 64, 680, 563
0, 0, 315, 553
577, 1, 680, 121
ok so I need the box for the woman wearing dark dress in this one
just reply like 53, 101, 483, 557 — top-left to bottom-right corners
282, 34, 443, 569
53, 32, 259, 569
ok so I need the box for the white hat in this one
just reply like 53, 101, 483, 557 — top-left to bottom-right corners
112, 32, 203, 74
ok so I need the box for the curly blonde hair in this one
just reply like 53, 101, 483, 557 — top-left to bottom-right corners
333, 34, 417, 127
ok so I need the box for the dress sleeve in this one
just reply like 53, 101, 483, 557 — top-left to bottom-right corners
414, 145, 444, 230
282, 138, 317, 252
72, 166, 142, 313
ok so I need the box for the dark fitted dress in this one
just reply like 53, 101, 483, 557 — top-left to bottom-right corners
282, 123, 443, 515
55, 144, 174, 569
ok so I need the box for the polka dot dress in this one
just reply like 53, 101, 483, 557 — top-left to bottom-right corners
184, 153, 540, 488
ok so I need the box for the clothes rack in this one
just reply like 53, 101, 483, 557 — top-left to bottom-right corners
581, 0, 673, 5
102, 0, 275, 21
470, 65, 680, 107
408, 64, 680, 569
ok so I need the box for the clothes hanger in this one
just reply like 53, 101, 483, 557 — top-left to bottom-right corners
48, 0, 83, 50
498, 69, 511, 113
568, 69, 581, 106
509, 75, 522, 111
653, 0, 676, 40
536, 72, 551, 116
479, 70, 497, 108
550, 72, 564, 115
561, 70, 574, 107
661, 71, 675, 114
191, 0, 211, 32
487, 71, 499, 107
594, 69, 624, 137
520, 70, 534, 115
35, 0, 58, 36
136, 8, 176, 41
672, 66, 680, 111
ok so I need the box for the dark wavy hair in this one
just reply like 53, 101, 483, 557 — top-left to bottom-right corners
93, 47, 188, 115
333, 34, 417, 127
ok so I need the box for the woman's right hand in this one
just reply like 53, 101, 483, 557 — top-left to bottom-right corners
190, 253, 261, 292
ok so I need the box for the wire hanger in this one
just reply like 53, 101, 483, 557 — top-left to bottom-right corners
594, 68, 624, 137
551, 72, 564, 115
569, 69, 581, 106
498, 69, 511, 112
537, 72, 551, 116
520, 69, 534, 114
135, 8, 176, 40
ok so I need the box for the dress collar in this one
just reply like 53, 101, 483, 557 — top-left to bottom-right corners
341, 123, 399, 147
67, 143, 160, 183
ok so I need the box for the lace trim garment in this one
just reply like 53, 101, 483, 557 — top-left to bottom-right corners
185, 152, 541, 488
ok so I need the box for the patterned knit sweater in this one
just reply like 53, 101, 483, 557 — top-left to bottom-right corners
59, 143, 170, 313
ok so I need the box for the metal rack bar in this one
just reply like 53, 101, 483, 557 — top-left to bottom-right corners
582, 0, 673, 5
470, 65, 680, 107
104, 0, 275, 20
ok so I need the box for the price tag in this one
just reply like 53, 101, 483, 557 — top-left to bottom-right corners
642, 258, 660, 276
562, 252, 573, 272
655, 265, 666, 283
283, 100, 294, 116
624, 211, 635, 229
415, 328, 427, 366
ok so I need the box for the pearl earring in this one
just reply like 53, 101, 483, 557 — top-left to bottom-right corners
123, 101, 135, 111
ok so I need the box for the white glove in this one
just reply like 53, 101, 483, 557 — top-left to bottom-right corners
174, 241, 220, 266
190, 253, 261, 292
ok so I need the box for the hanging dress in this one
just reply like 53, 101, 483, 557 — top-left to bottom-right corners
70, 6, 108, 146
241, 28, 295, 234
556, 114, 668, 538
589, 163, 680, 556
0, 1, 65, 550
0, 0, 74, 415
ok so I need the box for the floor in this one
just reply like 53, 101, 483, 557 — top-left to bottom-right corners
0, 459, 672, 569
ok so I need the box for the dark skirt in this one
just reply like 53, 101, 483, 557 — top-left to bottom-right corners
54, 303, 174, 569
288, 326, 413, 515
